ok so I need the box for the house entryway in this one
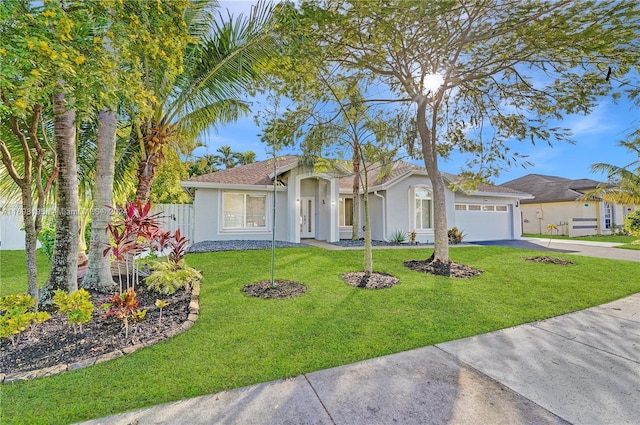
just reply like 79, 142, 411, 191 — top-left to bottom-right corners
300, 197, 315, 238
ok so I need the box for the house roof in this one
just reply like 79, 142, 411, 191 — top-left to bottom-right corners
184, 155, 298, 186
183, 156, 529, 198
499, 173, 603, 203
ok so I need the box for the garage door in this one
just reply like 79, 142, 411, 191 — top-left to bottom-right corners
454, 204, 513, 242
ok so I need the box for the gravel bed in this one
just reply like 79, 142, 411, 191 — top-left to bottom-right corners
188, 240, 308, 253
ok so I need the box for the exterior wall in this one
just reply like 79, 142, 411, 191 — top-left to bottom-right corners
383, 175, 455, 244
192, 188, 288, 242
453, 195, 520, 241
521, 201, 598, 236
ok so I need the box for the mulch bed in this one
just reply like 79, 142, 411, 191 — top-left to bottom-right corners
342, 272, 399, 289
524, 256, 575, 265
404, 259, 484, 278
0, 284, 192, 375
243, 280, 307, 299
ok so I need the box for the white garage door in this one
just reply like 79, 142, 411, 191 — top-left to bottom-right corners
454, 204, 513, 242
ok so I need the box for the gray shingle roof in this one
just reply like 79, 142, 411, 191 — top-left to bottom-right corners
499, 174, 603, 203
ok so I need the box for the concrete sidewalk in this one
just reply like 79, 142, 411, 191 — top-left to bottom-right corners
78, 293, 640, 425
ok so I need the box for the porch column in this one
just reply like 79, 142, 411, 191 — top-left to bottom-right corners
328, 178, 339, 242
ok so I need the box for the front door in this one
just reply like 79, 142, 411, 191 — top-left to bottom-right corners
300, 197, 315, 238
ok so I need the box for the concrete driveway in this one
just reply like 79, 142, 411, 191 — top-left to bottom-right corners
471, 237, 640, 262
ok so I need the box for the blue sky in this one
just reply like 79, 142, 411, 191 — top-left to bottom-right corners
202, 1, 639, 186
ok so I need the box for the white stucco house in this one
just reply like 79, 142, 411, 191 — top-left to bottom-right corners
181, 156, 532, 244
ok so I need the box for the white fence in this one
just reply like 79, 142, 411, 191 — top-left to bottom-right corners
0, 202, 194, 251
151, 204, 195, 244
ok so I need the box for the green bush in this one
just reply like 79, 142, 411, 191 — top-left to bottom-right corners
146, 260, 202, 295
53, 289, 94, 334
448, 227, 465, 244
0, 294, 51, 345
37, 225, 56, 260
624, 210, 640, 237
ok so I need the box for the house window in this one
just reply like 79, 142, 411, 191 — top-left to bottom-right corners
223, 193, 266, 229
468, 204, 481, 211
455, 204, 467, 211
495, 205, 508, 212
483, 205, 495, 212
339, 197, 354, 227
604, 202, 612, 229
415, 187, 432, 229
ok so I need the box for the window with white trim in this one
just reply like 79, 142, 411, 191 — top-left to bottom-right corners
455, 203, 508, 212
455, 204, 467, 211
339, 197, 354, 226
223, 193, 267, 229
415, 187, 432, 229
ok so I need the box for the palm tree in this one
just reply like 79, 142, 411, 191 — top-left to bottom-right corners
214, 145, 239, 169
236, 150, 257, 166
583, 140, 640, 205
130, 1, 282, 202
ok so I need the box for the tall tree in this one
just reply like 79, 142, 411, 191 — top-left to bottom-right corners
297, 0, 640, 270
213, 145, 239, 169
129, 1, 283, 202
40, 89, 79, 305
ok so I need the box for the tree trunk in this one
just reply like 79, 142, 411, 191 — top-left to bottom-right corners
83, 108, 117, 291
135, 153, 158, 203
40, 90, 79, 307
416, 100, 450, 263
351, 141, 361, 240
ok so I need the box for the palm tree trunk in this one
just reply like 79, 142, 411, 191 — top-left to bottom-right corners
135, 153, 159, 203
40, 90, 79, 307
83, 108, 117, 291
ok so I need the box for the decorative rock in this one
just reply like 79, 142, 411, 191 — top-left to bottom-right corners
68, 357, 97, 371
94, 350, 123, 364
189, 300, 199, 314
187, 313, 198, 322
0, 373, 5, 383
122, 344, 146, 354
191, 284, 200, 297
5, 364, 67, 382
180, 320, 194, 331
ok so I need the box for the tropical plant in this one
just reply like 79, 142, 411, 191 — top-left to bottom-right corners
101, 289, 146, 340
146, 261, 202, 295
125, 1, 283, 202
0, 294, 51, 346
390, 229, 407, 244
582, 140, 640, 206
53, 289, 94, 334
155, 299, 169, 325
447, 227, 465, 245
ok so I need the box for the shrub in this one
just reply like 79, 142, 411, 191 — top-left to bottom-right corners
53, 289, 94, 334
146, 260, 202, 295
37, 225, 56, 260
390, 229, 407, 244
448, 227, 465, 244
101, 289, 146, 340
624, 210, 640, 237
155, 299, 168, 325
0, 294, 51, 345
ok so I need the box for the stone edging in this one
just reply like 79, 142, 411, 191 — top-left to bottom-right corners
1, 283, 201, 384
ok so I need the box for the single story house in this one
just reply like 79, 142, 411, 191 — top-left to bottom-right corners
500, 173, 636, 236
181, 156, 532, 244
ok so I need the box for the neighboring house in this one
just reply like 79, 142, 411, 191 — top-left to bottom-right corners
500, 174, 636, 236
181, 156, 531, 244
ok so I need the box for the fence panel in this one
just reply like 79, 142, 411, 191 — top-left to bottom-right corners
151, 204, 195, 244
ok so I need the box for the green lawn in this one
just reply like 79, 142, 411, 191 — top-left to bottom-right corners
0, 250, 51, 296
2, 246, 640, 424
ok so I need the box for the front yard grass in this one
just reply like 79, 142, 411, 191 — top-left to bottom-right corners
2, 246, 640, 424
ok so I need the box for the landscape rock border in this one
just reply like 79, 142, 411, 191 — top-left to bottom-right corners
0, 283, 201, 384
